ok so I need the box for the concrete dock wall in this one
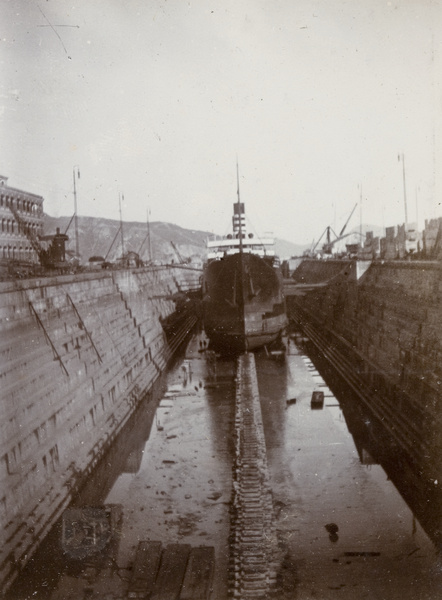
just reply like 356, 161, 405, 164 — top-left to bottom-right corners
297, 261, 441, 400
0, 265, 200, 592
288, 259, 442, 539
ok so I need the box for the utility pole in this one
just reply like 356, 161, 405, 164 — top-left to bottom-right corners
73, 166, 80, 259
399, 153, 408, 228
147, 207, 152, 262
119, 192, 125, 259
415, 185, 419, 229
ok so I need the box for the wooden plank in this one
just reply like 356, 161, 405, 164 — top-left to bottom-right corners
151, 544, 191, 600
179, 547, 215, 600
127, 541, 162, 599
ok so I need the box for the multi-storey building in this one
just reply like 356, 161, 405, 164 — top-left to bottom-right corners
0, 175, 44, 263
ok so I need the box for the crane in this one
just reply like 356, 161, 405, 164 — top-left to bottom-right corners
8, 203, 44, 259
8, 203, 69, 268
170, 241, 189, 264
321, 203, 358, 254
310, 203, 359, 256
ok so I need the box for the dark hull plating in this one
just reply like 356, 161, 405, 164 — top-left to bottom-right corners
203, 252, 287, 352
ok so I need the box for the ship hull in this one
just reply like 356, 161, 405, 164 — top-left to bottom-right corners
203, 252, 287, 353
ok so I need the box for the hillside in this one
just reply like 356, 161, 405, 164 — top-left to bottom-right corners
43, 215, 307, 265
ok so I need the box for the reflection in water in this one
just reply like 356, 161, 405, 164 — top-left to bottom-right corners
7, 337, 442, 599
72, 373, 165, 507
254, 350, 288, 453
305, 337, 442, 549
256, 344, 441, 598
74, 341, 209, 503
294, 330, 442, 550
338, 384, 442, 549
202, 355, 236, 460
6, 374, 167, 599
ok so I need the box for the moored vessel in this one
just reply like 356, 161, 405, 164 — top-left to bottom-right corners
202, 179, 287, 353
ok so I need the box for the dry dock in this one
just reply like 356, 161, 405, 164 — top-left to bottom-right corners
0, 265, 200, 594
7, 332, 442, 600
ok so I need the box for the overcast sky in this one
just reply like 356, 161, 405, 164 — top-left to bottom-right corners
1, 0, 441, 244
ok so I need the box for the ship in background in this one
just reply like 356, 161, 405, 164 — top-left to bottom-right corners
202, 176, 287, 353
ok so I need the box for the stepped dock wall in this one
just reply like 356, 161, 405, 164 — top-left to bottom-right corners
287, 258, 442, 543
0, 265, 200, 592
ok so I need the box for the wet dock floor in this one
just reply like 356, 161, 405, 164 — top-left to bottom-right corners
257, 346, 442, 599
8, 333, 442, 599
99, 334, 235, 600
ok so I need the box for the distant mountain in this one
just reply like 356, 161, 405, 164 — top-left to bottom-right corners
274, 238, 309, 260
43, 215, 306, 265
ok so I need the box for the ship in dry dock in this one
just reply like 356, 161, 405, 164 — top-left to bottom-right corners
202, 190, 287, 353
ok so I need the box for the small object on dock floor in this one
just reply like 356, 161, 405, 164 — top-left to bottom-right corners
156, 413, 164, 431
286, 397, 297, 406
325, 523, 339, 542
311, 390, 324, 410
325, 523, 339, 534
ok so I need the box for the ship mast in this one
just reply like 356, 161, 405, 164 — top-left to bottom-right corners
235, 162, 247, 350
236, 161, 244, 254
147, 207, 152, 263
119, 192, 125, 261
399, 153, 409, 228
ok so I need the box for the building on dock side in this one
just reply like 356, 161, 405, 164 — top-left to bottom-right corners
0, 175, 44, 264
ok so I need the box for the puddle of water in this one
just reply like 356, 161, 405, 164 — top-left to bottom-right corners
101, 334, 235, 600
7, 336, 235, 600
